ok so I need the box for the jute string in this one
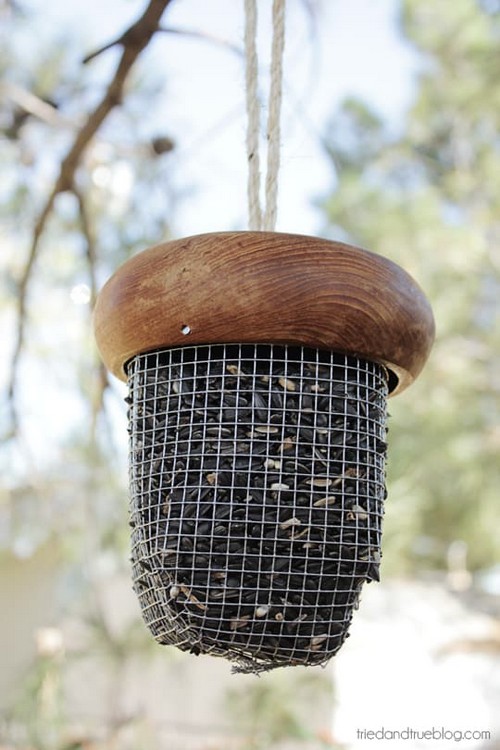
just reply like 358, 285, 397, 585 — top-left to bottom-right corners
244, 0, 286, 231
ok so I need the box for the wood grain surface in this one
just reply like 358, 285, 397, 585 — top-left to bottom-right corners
93, 231, 435, 395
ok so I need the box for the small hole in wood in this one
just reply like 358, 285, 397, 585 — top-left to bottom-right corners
181, 324, 192, 335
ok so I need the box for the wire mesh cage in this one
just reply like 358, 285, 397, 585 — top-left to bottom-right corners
93, 231, 435, 672
127, 343, 388, 673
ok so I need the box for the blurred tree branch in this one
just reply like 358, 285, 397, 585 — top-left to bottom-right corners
84, 24, 244, 64
73, 186, 111, 442
1, 81, 74, 130
158, 25, 244, 56
6, 0, 175, 437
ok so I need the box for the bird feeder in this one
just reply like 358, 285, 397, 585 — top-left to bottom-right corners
93, 231, 434, 673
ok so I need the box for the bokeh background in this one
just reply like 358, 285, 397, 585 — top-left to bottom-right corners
1, 0, 499, 748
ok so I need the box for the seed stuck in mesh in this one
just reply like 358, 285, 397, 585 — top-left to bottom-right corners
127, 343, 388, 674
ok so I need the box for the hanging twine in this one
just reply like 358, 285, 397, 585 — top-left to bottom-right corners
244, 0, 262, 230
244, 0, 286, 231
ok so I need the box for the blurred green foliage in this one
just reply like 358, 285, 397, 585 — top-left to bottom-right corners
321, 0, 500, 573
225, 669, 335, 749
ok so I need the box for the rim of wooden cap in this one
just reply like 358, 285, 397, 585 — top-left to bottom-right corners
93, 231, 435, 396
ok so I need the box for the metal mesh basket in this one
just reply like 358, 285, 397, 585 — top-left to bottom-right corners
127, 343, 388, 673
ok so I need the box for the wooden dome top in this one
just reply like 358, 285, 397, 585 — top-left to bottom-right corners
93, 231, 435, 395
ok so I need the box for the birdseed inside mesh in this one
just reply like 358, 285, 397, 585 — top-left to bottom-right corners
127, 343, 388, 673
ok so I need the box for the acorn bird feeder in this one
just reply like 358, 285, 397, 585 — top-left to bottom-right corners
93, 230, 434, 673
